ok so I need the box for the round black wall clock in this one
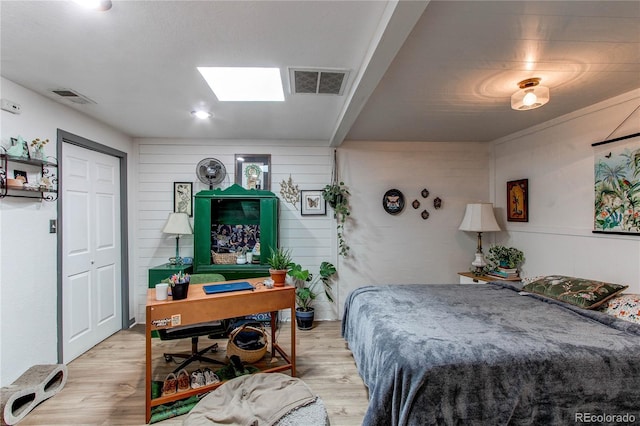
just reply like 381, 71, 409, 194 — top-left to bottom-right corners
383, 189, 405, 215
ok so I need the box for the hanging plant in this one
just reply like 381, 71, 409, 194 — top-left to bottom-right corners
322, 150, 351, 256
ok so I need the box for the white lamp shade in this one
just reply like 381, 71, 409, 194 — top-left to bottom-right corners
162, 212, 193, 235
458, 203, 501, 232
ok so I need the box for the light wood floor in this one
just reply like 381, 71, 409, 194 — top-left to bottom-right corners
18, 321, 369, 426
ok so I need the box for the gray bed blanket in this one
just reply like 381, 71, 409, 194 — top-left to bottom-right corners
341, 282, 640, 425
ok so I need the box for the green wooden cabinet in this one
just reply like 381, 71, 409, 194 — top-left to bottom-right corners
148, 263, 193, 288
193, 184, 278, 279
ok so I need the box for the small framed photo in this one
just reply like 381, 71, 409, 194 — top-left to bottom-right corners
235, 154, 271, 191
173, 182, 193, 217
301, 190, 326, 216
14, 170, 28, 183
507, 179, 528, 222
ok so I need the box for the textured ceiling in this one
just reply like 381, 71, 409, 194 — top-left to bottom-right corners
1, 1, 639, 144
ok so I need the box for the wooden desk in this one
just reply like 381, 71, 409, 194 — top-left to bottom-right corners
145, 277, 296, 423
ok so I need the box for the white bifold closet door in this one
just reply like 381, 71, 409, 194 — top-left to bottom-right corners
62, 142, 121, 363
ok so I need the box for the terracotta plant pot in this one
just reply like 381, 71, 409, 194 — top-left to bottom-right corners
269, 269, 287, 287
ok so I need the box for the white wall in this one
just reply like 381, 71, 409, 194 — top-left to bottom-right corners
134, 139, 336, 323
492, 89, 640, 293
134, 139, 492, 322
334, 141, 492, 313
0, 78, 134, 386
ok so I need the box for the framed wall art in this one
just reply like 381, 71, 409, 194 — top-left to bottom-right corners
173, 182, 193, 217
593, 132, 640, 235
300, 190, 326, 216
382, 189, 405, 215
235, 154, 271, 191
14, 170, 28, 183
507, 179, 528, 222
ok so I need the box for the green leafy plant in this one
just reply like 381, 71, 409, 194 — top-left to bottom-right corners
266, 247, 293, 270
288, 261, 337, 311
485, 245, 525, 271
322, 181, 351, 256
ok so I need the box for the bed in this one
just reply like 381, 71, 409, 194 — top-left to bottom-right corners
341, 280, 640, 425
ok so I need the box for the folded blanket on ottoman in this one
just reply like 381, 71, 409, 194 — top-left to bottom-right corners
183, 373, 320, 426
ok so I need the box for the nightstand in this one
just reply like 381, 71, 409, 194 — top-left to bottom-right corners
458, 272, 494, 284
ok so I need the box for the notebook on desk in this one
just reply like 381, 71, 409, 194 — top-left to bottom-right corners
203, 281, 255, 295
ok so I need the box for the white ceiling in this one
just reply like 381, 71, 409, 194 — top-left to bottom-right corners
1, 1, 639, 145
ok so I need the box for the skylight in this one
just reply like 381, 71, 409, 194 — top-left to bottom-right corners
197, 67, 285, 102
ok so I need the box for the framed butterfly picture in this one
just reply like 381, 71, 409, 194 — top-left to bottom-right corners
301, 190, 326, 216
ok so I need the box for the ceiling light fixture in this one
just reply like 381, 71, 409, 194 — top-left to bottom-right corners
191, 110, 212, 119
197, 67, 285, 102
510, 78, 550, 111
73, 0, 112, 11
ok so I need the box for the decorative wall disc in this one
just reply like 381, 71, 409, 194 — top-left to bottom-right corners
421, 210, 430, 220
433, 197, 442, 209
383, 189, 405, 215
412, 199, 420, 209
421, 188, 429, 198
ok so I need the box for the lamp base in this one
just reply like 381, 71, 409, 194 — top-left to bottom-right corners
471, 252, 487, 276
168, 257, 184, 265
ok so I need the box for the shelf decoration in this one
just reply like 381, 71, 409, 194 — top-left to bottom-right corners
7, 136, 29, 158
30, 138, 49, 160
0, 146, 58, 201
279, 174, 300, 205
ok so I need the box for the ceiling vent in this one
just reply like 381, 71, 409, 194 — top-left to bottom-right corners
51, 88, 97, 105
289, 68, 349, 95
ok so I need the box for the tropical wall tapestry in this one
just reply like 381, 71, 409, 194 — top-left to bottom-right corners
593, 133, 640, 234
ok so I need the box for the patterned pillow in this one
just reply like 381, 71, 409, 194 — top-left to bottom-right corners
520, 275, 545, 286
522, 275, 628, 309
601, 294, 640, 324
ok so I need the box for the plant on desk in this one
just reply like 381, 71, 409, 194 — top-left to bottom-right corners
169, 271, 191, 300
288, 261, 337, 330
266, 247, 293, 287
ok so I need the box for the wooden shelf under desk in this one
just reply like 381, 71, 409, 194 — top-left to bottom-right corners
145, 277, 296, 423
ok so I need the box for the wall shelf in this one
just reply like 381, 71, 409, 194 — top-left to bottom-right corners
0, 148, 58, 201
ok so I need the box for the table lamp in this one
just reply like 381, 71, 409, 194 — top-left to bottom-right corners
458, 203, 500, 275
162, 212, 193, 265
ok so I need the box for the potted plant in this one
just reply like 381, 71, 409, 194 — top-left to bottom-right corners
484, 245, 525, 277
322, 181, 351, 257
169, 271, 191, 300
266, 247, 293, 287
288, 261, 337, 330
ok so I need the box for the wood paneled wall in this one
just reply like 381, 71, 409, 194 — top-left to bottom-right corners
134, 139, 335, 323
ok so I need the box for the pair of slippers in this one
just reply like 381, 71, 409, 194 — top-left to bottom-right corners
161, 369, 191, 396
190, 367, 220, 389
